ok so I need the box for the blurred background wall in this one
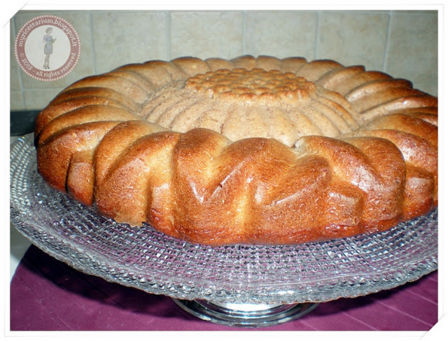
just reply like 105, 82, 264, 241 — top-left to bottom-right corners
10, 10, 438, 111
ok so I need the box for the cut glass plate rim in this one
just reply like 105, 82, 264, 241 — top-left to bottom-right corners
10, 134, 438, 304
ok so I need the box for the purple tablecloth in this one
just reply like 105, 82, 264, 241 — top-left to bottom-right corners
10, 245, 437, 331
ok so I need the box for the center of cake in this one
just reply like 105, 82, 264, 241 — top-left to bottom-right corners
185, 68, 315, 103
142, 68, 360, 147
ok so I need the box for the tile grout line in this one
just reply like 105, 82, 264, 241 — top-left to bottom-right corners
376, 299, 434, 327
242, 10, 247, 56
88, 11, 97, 74
382, 10, 392, 73
292, 315, 319, 330
407, 288, 438, 305
314, 11, 320, 60
341, 310, 378, 330
166, 11, 171, 60
427, 274, 438, 283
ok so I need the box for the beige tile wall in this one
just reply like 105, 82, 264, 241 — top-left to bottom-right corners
10, 10, 438, 110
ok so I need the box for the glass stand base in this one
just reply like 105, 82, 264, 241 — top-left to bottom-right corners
172, 299, 318, 327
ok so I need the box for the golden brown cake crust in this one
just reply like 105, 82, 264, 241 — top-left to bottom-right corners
185, 68, 314, 101
35, 55, 438, 245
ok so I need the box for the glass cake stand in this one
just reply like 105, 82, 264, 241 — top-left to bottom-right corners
10, 135, 438, 327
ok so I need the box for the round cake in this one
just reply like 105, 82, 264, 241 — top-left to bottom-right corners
35, 55, 438, 245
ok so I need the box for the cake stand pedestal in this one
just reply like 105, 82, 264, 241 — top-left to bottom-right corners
173, 299, 318, 327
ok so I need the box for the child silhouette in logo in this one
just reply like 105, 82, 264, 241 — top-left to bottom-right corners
43, 27, 56, 69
